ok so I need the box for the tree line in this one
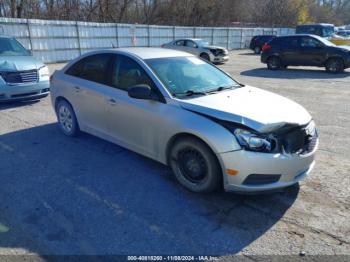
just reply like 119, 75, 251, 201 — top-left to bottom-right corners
1, 0, 349, 27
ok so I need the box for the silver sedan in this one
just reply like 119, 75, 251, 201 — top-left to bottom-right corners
50, 48, 318, 193
162, 38, 229, 63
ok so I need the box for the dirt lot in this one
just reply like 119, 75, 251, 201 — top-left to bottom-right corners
0, 50, 349, 258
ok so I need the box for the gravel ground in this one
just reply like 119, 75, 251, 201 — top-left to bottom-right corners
0, 50, 349, 259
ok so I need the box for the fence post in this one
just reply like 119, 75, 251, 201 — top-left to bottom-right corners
211, 27, 214, 45
226, 28, 230, 49
193, 27, 196, 38
147, 24, 151, 47
75, 21, 81, 55
240, 28, 243, 49
26, 19, 33, 52
116, 23, 119, 47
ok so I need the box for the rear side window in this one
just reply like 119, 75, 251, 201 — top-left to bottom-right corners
66, 54, 112, 85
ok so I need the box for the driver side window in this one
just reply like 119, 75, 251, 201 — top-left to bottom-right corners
185, 40, 197, 48
300, 37, 322, 48
112, 55, 155, 91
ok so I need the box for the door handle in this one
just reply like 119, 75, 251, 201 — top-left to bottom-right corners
74, 86, 80, 92
108, 98, 117, 105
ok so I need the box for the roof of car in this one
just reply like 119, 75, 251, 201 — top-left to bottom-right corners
0, 35, 14, 39
111, 47, 194, 59
297, 23, 334, 27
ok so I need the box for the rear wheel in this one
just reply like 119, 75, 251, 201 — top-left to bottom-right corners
56, 99, 80, 137
267, 56, 282, 70
254, 46, 261, 54
325, 58, 344, 73
169, 137, 222, 193
200, 53, 210, 62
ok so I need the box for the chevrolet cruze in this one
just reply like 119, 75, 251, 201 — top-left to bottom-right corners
50, 48, 318, 193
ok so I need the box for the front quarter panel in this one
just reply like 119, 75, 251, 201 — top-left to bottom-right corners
156, 100, 241, 164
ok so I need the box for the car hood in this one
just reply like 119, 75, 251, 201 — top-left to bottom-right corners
0, 56, 44, 71
178, 86, 312, 133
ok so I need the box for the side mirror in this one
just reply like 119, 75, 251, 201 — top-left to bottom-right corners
128, 84, 158, 101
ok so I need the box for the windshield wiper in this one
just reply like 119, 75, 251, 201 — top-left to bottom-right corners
173, 90, 208, 97
207, 85, 237, 93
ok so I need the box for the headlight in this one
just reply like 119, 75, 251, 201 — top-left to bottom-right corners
234, 128, 273, 152
39, 66, 50, 80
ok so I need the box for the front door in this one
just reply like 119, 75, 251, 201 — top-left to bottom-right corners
105, 54, 168, 157
299, 36, 326, 66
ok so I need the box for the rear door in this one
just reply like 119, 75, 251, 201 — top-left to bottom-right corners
64, 53, 113, 134
299, 36, 326, 66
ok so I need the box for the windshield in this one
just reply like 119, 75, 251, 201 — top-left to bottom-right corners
194, 39, 209, 47
146, 56, 240, 98
0, 38, 30, 56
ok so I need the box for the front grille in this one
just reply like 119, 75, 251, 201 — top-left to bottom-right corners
0, 70, 38, 85
216, 49, 225, 56
243, 174, 281, 185
277, 123, 317, 155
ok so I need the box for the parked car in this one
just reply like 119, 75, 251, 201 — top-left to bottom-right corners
0, 36, 50, 102
261, 34, 350, 73
296, 23, 350, 45
337, 30, 350, 38
249, 35, 276, 54
161, 38, 229, 63
51, 48, 318, 193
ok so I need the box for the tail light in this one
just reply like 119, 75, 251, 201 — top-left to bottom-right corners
161, 44, 165, 48
49, 74, 53, 82
262, 43, 271, 52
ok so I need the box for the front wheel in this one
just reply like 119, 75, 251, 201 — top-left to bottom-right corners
267, 56, 282, 70
169, 137, 222, 193
56, 100, 80, 137
325, 58, 344, 73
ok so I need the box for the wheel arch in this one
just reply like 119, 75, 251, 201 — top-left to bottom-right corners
165, 132, 223, 173
54, 96, 81, 128
325, 56, 345, 67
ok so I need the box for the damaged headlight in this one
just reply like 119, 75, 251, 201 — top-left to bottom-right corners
234, 129, 272, 152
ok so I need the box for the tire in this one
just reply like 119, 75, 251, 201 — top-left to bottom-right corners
169, 137, 222, 193
267, 56, 282, 70
325, 58, 344, 73
254, 46, 261, 54
200, 53, 210, 62
56, 99, 80, 137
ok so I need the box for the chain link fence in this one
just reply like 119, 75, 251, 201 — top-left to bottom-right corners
0, 17, 295, 63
